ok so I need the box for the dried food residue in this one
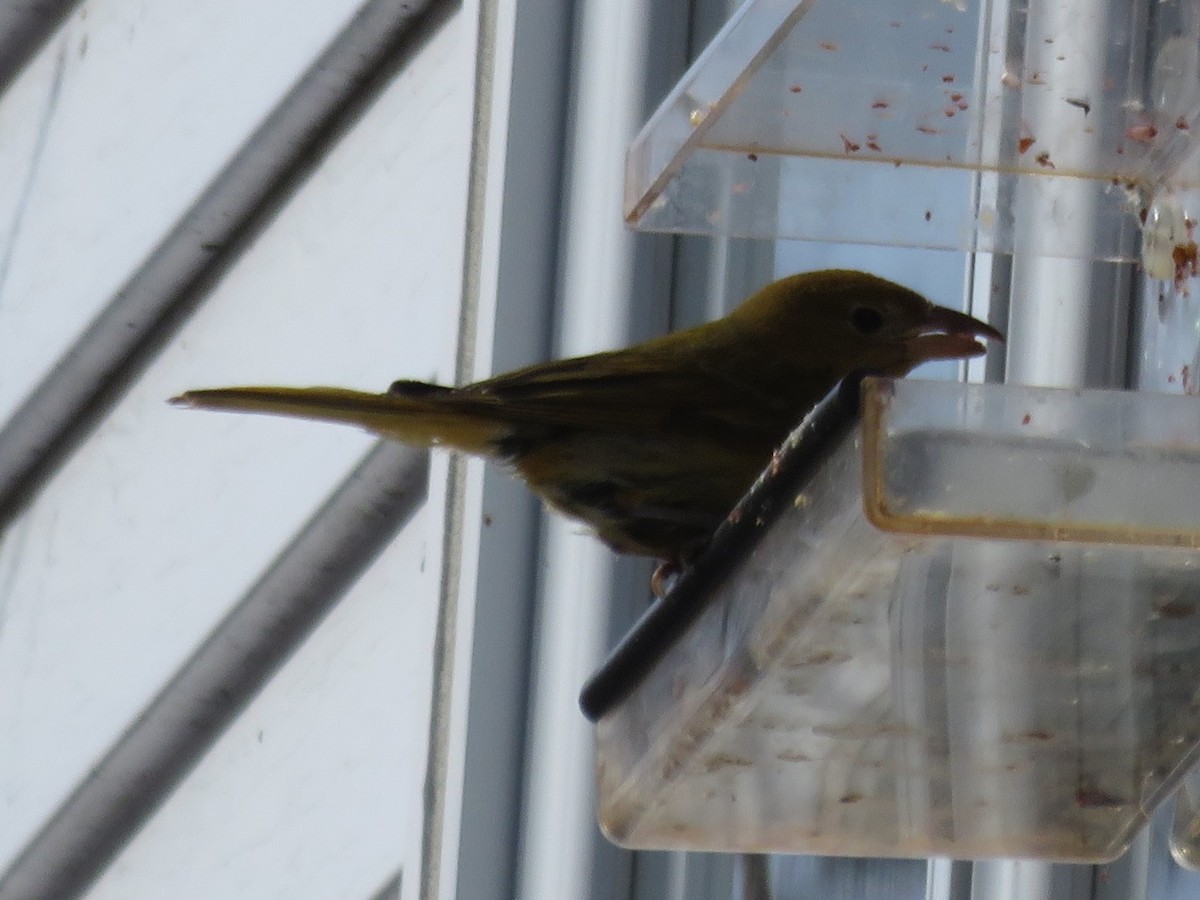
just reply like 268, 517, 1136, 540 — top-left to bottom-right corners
1126, 123, 1158, 144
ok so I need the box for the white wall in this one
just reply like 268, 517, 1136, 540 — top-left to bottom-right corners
0, 4, 474, 897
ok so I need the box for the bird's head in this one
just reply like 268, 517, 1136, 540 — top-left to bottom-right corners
734, 269, 1004, 375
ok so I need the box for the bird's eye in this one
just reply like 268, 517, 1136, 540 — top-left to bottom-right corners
850, 306, 885, 335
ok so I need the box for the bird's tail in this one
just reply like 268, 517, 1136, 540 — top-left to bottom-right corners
169, 383, 508, 455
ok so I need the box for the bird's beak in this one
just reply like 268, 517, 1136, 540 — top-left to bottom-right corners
908, 304, 1005, 361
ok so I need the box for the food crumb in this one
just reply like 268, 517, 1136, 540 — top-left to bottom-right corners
1173, 242, 1199, 294
1126, 123, 1158, 144
1156, 599, 1196, 619
768, 449, 784, 477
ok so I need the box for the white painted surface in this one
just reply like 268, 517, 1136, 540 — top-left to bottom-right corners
0, 11, 471, 882
85, 506, 443, 900
0, 0, 366, 422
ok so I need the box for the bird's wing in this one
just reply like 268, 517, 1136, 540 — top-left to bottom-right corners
463, 347, 793, 435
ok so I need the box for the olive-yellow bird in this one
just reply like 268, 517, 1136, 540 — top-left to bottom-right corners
172, 270, 1001, 572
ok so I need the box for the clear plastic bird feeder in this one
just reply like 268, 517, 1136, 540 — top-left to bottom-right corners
590, 0, 1200, 863
587, 376, 1200, 861
626, 0, 1200, 274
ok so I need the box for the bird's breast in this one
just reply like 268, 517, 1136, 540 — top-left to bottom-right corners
508, 427, 776, 559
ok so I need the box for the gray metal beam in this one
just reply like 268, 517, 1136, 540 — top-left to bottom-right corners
0, 1, 80, 94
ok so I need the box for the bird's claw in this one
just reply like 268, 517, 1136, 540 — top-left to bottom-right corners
651, 560, 683, 599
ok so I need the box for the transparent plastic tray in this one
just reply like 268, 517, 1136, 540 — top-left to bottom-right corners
627, 0, 1200, 264
590, 377, 1200, 861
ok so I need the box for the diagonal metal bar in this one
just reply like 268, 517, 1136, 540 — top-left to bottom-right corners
0, 441, 429, 899
0, 1, 81, 95
0, 0, 457, 528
